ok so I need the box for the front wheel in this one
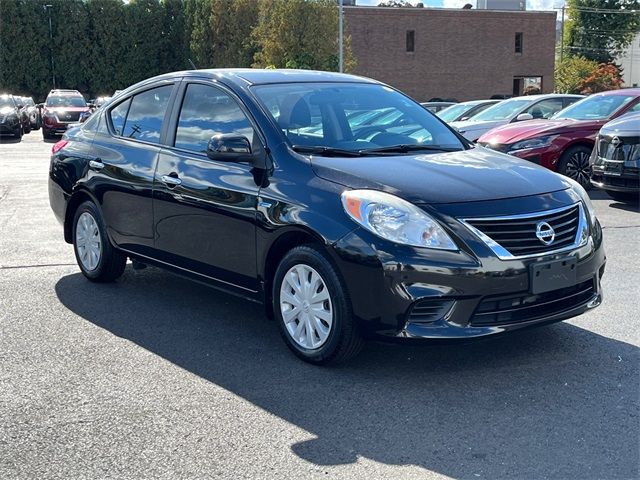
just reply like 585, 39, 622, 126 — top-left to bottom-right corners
14, 125, 23, 140
558, 145, 593, 189
273, 245, 363, 365
72, 201, 126, 282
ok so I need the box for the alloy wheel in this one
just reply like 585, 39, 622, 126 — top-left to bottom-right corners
564, 151, 591, 188
75, 212, 102, 271
280, 264, 333, 350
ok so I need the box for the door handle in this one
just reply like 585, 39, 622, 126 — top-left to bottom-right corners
161, 174, 182, 186
89, 159, 104, 170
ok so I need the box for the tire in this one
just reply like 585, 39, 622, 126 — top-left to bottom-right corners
14, 125, 22, 140
606, 190, 640, 204
42, 129, 54, 140
558, 145, 593, 190
72, 201, 126, 282
273, 245, 363, 365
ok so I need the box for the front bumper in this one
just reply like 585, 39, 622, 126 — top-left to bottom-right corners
591, 167, 640, 193
331, 190, 605, 341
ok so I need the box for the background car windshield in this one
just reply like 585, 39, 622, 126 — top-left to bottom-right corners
552, 94, 636, 121
0, 97, 14, 108
252, 82, 464, 151
437, 103, 471, 122
471, 98, 530, 121
46, 96, 87, 108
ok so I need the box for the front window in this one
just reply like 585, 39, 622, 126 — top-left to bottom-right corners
252, 82, 464, 153
471, 98, 531, 121
46, 96, 87, 108
552, 94, 637, 121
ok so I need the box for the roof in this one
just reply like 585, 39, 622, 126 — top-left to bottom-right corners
145, 69, 377, 87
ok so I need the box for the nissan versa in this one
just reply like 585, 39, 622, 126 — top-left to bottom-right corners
48, 70, 605, 364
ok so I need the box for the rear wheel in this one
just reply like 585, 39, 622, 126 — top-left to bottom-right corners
558, 145, 593, 189
72, 201, 126, 282
14, 125, 22, 140
606, 190, 640, 204
273, 245, 363, 365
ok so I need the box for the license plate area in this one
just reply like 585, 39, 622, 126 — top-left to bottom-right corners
603, 160, 623, 176
530, 257, 577, 294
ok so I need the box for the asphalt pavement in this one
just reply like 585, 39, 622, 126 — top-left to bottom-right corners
1, 132, 638, 479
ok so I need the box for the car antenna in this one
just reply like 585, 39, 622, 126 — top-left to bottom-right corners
188, 59, 197, 70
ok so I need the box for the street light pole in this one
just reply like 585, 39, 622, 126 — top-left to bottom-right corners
560, 4, 565, 63
339, 0, 344, 73
44, 4, 55, 89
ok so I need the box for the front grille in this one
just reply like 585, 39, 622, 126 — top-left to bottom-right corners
407, 299, 454, 325
462, 204, 584, 259
597, 134, 640, 164
470, 279, 595, 327
55, 111, 81, 123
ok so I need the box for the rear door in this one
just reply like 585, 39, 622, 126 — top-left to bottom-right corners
88, 81, 178, 255
152, 81, 261, 292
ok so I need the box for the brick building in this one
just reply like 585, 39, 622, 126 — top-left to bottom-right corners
344, 6, 557, 102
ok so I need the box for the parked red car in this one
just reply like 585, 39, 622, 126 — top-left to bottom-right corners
41, 89, 92, 139
477, 89, 640, 188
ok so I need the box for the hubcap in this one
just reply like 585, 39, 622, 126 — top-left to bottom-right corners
565, 151, 591, 188
75, 212, 102, 271
280, 264, 333, 350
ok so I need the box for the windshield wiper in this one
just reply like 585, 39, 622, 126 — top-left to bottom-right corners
291, 145, 366, 157
359, 144, 462, 154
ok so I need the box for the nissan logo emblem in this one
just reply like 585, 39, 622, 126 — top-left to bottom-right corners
611, 136, 621, 147
536, 221, 555, 246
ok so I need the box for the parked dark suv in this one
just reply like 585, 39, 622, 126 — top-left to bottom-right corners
591, 112, 640, 203
0, 94, 23, 139
49, 70, 605, 364
41, 89, 91, 139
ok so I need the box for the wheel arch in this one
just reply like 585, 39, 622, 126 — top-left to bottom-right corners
63, 189, 101, 243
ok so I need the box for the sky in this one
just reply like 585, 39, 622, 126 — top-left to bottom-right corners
356, 0, 561, 11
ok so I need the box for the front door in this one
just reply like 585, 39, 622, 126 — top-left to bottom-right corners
153, 82, 261, 292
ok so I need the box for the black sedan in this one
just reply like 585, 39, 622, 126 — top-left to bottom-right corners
48, 69, 605, 364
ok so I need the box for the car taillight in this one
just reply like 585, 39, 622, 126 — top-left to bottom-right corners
52, 140, 69, 154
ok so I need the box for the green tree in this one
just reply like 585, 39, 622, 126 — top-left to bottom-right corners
555, 55, 599, 93
209, 0, 259, 67
184, 0, 215, 67
565, 0, 640, 63
252, 0, 355, 72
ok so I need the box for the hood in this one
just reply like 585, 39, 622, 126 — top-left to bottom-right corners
600, 112, 640, 137
478, 118, 604, 145
0, 106, 16, 115
310, 147, 568, 204
44, 106, 89, 113
450, 119, 508, 133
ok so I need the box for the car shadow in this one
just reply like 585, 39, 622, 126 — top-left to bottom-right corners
609, 201, 640, 214
54, 268, 638, 478
0, 136, 22, 144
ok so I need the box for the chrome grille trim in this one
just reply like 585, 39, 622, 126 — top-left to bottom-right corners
459, 202, 588, 260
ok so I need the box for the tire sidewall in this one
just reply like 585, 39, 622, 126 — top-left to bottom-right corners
72, 201, 111, 280
273, 247, 351, 364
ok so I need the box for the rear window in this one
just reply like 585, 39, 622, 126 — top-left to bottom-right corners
120, 85, 173, 143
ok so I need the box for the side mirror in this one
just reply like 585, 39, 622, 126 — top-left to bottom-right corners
37, 103, 44, 109
88, 103, 96, 109
16, 104, 24, 109
515, 113, 533, 122
460, 116, 469, 121
207, 134, 253, 162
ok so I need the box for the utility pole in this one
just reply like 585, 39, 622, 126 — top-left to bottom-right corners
560, 4, 565, 63
44, 4, 55, 89
339, 0, 344, 73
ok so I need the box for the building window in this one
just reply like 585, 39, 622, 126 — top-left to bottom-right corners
406, 30, 415, 53
515, 32, 523, 53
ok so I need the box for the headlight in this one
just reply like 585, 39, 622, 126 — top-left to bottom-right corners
563, 176, 597, 241
509, 135, 557, 152
341, 190, 457, 250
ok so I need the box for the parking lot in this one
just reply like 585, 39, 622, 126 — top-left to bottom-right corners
0, 132, 638, 479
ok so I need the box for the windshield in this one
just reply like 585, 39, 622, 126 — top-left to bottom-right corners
0, 97, 15, 108
437, 103, 473, 122
552, 94, 636, 121
252, 83, 464, 153
471, 98, 531, 121
46, 96, 87, 108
